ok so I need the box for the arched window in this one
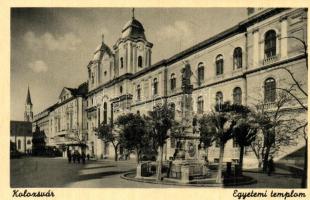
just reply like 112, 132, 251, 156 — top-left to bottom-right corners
264, 78, 276, 102
197, 96, 204, 114
138, 56, 143, 68
137, 85, 141, 101
264, 30, 277, 58
120, 86, 123, 94
233, 47, 242, 69
17, 139, 21, 150
233, 87, 242, 105
170, 73, 176, 90
197, 62, 204, 85
27, 140, 31, 145
120, 57, 124, 68
216, 91, 223, 105
153, 78, 158, 95
103, 102, 107, 124
216, 55, 224, 75
97, 108, 101, 126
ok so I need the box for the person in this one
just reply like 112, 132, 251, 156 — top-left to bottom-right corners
81, 151, 86, 164
72, 151, 76, 163
67, 149, 72, 163
76, 151, 81, 164
267, 156, 275, 176
87, 153, 90, 161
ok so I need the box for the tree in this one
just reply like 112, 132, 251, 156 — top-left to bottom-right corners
198, 115, 217, 161
251, 91, 299, 172
32, 125, 46, 156
233, 117, 257, 174
202, 102, 246, 183
116, 113, 151, 163
278, 35, 308, 188
95, 121, 121, 161
146, 103, 175, 181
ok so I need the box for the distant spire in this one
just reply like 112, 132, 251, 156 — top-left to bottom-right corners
101, 34, 104, 43
132, 8, 135, 19
26, 85, 32, 105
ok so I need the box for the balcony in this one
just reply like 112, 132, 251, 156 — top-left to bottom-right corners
263, 55, 279, 65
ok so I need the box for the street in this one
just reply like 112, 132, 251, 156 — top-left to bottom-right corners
11, 157, 302, 188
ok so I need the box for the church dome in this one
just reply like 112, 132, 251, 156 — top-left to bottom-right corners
92, 35, 113, 61
121, 17, 146, 40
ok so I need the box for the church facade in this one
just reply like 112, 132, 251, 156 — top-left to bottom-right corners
33, 8, 307, 167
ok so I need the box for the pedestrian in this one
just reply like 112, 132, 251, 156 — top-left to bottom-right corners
267, 156, 275, 176
82, 151, 86, 164
77, 151, 81, 164
67, 149, 72, 163
72, 151, 76, 163
87, 154, 90, 161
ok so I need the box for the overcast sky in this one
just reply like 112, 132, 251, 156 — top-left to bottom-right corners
11, 8, 248, 120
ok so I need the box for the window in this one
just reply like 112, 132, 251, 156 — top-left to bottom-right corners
233, 87, 242, 105
216, 55, 224, 75
264, 30, 277, 58
197, 96, 204, 114
216, 91, 223, 105
137, 85, 141, 101
138, 56, 143, 68
120, 57, 124, 68
120, 86, 123, 94
170, 73, 176, 90
264, 78, 276, 102
215, 139, 220, 148
27, 140, 31, 145
97, 108, 100, 126
17, 140, 21, 150
91, 73, 94, 84
104, 71, 107, 76
103, 102, 107, 124
197, 63, 204, 85
153, 78, 158, 95
233, 47, 242, 69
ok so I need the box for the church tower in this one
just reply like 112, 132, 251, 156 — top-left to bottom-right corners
24, 86, 33, 122
113, 8, 153, 77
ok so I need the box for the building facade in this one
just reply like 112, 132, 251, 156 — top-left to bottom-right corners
34, 8, 307, 167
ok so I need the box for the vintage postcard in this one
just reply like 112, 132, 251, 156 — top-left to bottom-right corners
1, 1, 309, 200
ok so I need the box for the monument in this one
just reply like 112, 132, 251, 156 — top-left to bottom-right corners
167, 61, 210, 183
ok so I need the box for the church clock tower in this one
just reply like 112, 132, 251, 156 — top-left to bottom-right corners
24, 86, 33, 122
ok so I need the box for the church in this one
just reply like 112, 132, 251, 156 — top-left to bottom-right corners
33, 8, 307, 168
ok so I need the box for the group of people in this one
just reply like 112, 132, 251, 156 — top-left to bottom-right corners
67, 149, 90, 164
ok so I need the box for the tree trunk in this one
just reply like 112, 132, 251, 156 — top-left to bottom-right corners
263, 146, 271, 172
239, 145, 244, 175
136, 149, 140, 164
216, 143, 225, 184
156, 146, 163, 181
258, 160, 262, 168
114, 146, 118, 161
301, 138, 307, 188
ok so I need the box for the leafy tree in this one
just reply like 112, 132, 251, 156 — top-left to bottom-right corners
146, 103, 176, 181
198, 115, 217, 161
116, 113, 150, 163
95, 121, 121, 161
233, 118, 257, 174
32, 125, 46, 156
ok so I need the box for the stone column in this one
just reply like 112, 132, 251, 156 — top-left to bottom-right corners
280, 17, 288, 59
252, 28, 259, 67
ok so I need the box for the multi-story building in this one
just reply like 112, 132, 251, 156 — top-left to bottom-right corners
34, 8, 307, 167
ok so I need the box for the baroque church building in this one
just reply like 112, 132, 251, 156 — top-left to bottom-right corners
33, 8, 307, 168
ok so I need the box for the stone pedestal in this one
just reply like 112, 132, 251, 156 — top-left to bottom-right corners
181, 165, 190, 183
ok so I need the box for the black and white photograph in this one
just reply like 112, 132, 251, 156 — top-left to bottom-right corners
9, 7, 308, 190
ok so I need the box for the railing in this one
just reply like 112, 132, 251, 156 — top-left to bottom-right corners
263, 55, 279, 65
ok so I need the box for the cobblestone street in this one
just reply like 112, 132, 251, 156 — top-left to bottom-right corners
11, 157, 302, 188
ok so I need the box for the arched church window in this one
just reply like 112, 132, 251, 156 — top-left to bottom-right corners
138, 56, 143, 68
264, 30, 277, 59
120, 57, 124, 68
233, 47, 242, 69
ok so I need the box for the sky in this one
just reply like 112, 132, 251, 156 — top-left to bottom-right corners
11, 8, 248, 120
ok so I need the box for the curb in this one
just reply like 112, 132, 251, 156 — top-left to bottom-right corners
121, 172, 257, 187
